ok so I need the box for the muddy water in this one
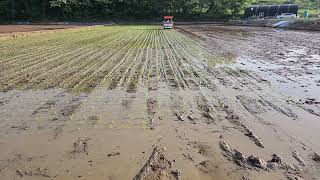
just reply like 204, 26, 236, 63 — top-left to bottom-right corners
1, 25, 320, 180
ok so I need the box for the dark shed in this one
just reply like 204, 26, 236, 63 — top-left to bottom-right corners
244, 4, 299, 18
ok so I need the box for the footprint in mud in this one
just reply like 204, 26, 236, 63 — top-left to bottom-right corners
88, 115, 99, 125
188, 141, 211, 157
0, 99, 9, 107
146, 98, 157, 126
11, 123, 29, 131
121, 99, 128, 108
61, 104, 79, 117
196, 160, 217, 174
195, 94, 216, 123
69, 138, 90, 159
107, 152, 120, 157
311, 152, 320, 164
134, 146, 181, 180
16, 168, 51, 178
60, 95, 85, 117
237, 95, 267, 115
304, 98, 320, 105
33, 100, 56, 115
52, 124, 64, 139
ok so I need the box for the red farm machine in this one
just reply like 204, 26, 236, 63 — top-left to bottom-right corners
163, 16, 174, 29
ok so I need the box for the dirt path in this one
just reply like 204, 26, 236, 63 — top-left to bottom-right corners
0, 25, 319, 180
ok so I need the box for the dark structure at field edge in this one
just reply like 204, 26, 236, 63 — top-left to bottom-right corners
244, 4, 299, 18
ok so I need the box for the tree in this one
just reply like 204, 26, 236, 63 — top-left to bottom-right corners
0, 0, 256, 21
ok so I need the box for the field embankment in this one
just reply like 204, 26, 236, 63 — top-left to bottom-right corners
228, 19, 320, 31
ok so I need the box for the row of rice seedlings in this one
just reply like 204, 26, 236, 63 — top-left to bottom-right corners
162, 30, 191, 115
63, 29, 144, 91
0, 27, 105, 59
165, 32, 197, 90
125, 29, 153, 91
165, 29, 207, 90
163, 30, 189, 89
0, 26, 106, 51
176, 32, 219, 93
0, 28, 123, 91
154, 29, 165, 85
0, 47, 90, 91
156, 28, 167, 82
72, 29, 146, 91
71, 27, 145, 91
102, 28, 148, 90
25, 30, 129, 90
105, 28, 151, 90
169, 29, 223, 120
161, 31, 183, 90
172, 30, 215, 64
122, 28, 154, 92
32, 30, 127, 83
0, 27, 117, 74
169, 29, 218, 90
140, 27, 159, 85
143, 28, 157, 88
0, 26, 122, 65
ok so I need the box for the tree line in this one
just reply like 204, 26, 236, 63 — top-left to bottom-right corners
0, 0, 254, 22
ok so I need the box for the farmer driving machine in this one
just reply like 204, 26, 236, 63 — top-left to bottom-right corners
163, 16, 174, 29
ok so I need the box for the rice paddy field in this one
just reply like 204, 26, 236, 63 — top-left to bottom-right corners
0, 25, 320, 180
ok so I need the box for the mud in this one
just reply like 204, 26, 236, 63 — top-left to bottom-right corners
134, 146, 180, 180
0, 25, 319, 180
0, 25, 81, 34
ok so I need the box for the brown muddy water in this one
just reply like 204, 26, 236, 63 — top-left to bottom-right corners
0, 25, 320, 180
